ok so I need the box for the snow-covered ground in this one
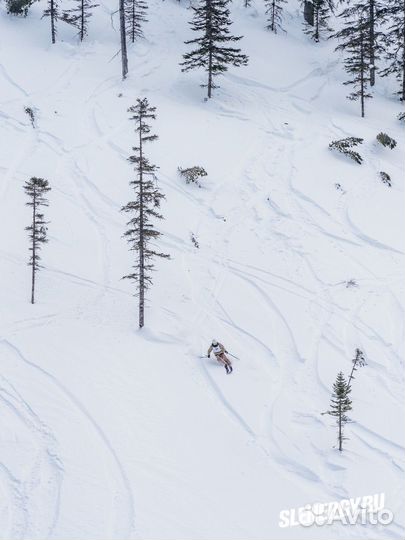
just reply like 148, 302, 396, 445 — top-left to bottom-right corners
0, 1, 404, 538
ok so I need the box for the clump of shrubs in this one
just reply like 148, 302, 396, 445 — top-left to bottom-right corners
24, 106, 35, 128
379, 171, 392, 187
178, 166, 207, 188
329, 137, 363, 164
190, 233, 199, 248
376, 132, 397, 149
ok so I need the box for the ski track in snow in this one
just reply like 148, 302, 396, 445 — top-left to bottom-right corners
0, 339, 135, 539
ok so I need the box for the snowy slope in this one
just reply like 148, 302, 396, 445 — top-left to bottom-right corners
0, 0, 404, 539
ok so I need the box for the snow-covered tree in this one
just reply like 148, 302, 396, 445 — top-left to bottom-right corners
6, 0, 34, 16
43, 0, 60, 44
180, 0, 249, 98
347, 348, 366, 387
62, 0, 99, 41
335, 9, 372, 117
380, 0, 405, 100
304, 0, 334, 42
124, 0, 147, 43
326, 371, 352, 451
121, 98, 169, 328
24, 177, 51, 305
265, 0, 286, 33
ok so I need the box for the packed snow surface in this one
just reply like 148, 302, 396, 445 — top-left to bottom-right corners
0, 0, 404, 539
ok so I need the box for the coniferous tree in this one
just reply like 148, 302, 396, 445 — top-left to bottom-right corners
335, 9, 372, 117
43, 0, 60, 44
121, 98, 169, 328
180, 0, 249, 98
347, 348, 366, 387
380, 0, 405, 100
62, 0, 99, 41
124, 0, 147, 43
338, 0, 384, 86
6, 0, 34, 16
326, 371, 352, 451
304, 0, 334, 42
24, 177, 51, 305
265, 0, 286, 33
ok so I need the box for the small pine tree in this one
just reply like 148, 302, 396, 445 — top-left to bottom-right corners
180, 0, 249, 98
24, 177, 51, 304
327, 371, 352, 451
304, 0, 335, 42
6, 0, 34, 16
334, 9, 372, 117
380, 0, 405, 100
62, 0, 99, 41
347, 348, 367, 387
43, 0, 60, 44
124, 0, 147, 43
265, 0, 287, 33
121, 98, 169, 328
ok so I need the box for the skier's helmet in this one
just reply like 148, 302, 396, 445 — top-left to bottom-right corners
212, 339, 218, 346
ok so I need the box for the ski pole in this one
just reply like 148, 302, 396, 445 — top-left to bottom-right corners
227, 352, 240, 360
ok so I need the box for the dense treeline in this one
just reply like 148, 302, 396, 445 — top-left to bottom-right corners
4, 0, 404, 108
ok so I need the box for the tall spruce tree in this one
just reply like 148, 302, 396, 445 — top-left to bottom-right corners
62, 0, 99, 41
180, 0, 249, 98
335, 9, 372, 117
124, 0, 147, 43
380, 0, 405, 100
265, 0, 287, 33
327, 371, 352, 451
121, 98, 169, 328
338, 0, 383, 86
43, 0, 60, 44
304, 0, 335, 42
24, 177, 51, 305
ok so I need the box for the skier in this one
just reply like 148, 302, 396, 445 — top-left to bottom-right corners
207, 339, 233, 374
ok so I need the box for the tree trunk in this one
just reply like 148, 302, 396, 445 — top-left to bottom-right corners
80, 0, 85, 41
119, 0, 129, 79
360, 25, 365, 118
31, 189, 36, 304
315, 4, 319, 42
271, 0, 275, 32
369, 0, 375, 86
138, 117, 145, 328
51, 0, 56, 44
208, 48, 212, 98
338, 403, 342, 451
207, 0, 213, 98
402, 1, 405, 101
131, 0, 135, 42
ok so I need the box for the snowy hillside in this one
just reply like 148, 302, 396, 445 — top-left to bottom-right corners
0, 0, 404, 538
